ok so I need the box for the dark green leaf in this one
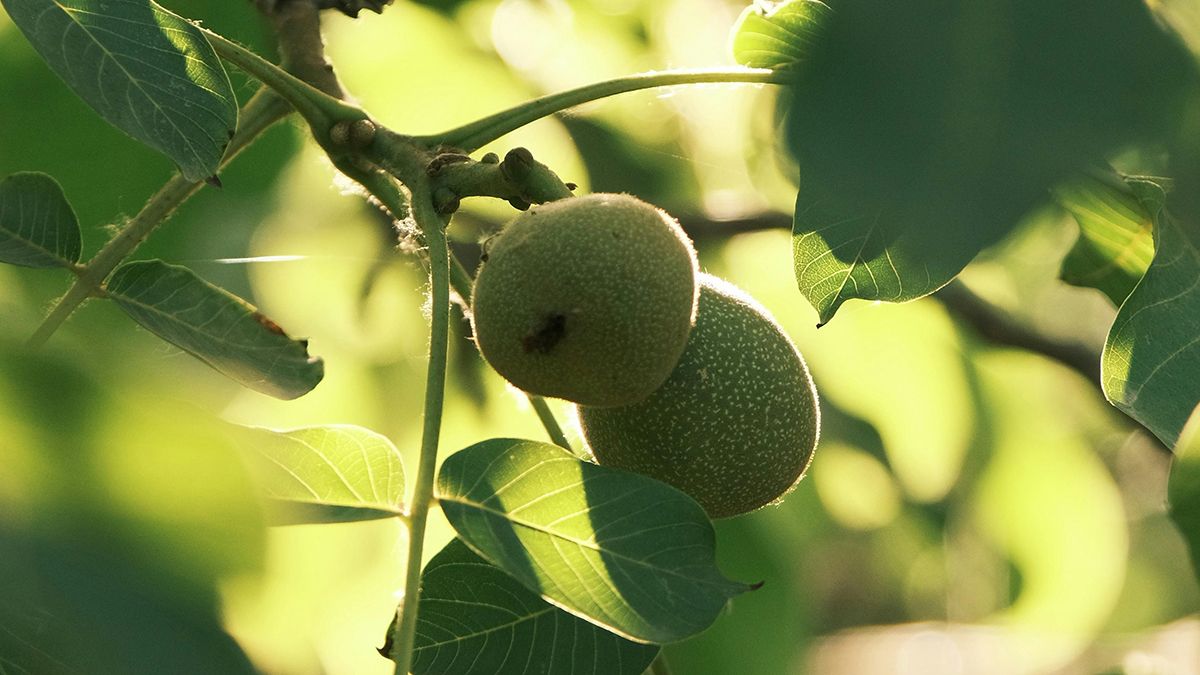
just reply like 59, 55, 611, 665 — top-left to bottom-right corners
0, 528, 257, 675
1, 0, 237, 181
405, 539, 659, 675
436, 438, 751, 645
0, 172, 81, 269
1102, 180, 1200, 448
107, 260, 323, 399
1053, 172, 1155, 305
235, 425, 406, 524
782, 0, 1198, 324
730, 0, 831, 71
1168, 408, 1200, 581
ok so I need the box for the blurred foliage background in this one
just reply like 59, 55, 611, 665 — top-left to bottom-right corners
2, 0, 1200, 673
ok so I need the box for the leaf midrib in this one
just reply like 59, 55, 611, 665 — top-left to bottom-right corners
415, 603, 554, 650
436, 493, 736, 591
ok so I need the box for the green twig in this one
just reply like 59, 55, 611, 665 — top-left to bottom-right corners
529, 396, 572, 451
388, 192, 451, 675
450, 254, 475, 306
27, 88, 291, 348
202, 27, 365, 134
416, 68, 791, 153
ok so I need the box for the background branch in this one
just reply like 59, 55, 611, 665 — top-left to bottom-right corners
448, 209, 1112, 392
933, 280, 1103, 386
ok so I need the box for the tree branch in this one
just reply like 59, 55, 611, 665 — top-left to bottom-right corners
264, 0, 346, 99
933, 280, 1103, 387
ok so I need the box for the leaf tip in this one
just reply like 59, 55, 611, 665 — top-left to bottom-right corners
205, 175, 223, 189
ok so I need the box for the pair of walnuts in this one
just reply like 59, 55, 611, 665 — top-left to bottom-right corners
470, 194, 819, 518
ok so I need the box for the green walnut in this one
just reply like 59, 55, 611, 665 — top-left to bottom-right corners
470, 193, 699, 406
578, 274, 819, 518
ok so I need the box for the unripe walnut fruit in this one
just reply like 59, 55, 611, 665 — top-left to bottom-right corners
470, 193, 699, 407
579, 274, 819, 518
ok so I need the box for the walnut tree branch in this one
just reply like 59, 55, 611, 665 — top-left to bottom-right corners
933, 280, 1103, 387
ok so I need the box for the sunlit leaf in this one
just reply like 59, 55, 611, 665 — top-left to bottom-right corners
436, 438, 751, 645
0, 172, 80, 269
782, 0, 1197, 324
1, 0, 237, 181
236, 425, 406, 524
1102, 180, 1200, 448
107, 260, 323, 399
793, 206, 956, 327
399, 538, 659, 674
1153, 0, 1200, 62
730, 0, 831, 71
1168, 406, 1200, 582
1052, 171, 1155, 306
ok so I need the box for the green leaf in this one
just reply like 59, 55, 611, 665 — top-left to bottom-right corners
1168, 407, 1200, 581
0, 172, 81, 269
235, 425, 406, 524
793, 206, 961, 326
730, 0, 831, 71
1102, 181, 1200, 448
107, 259, 323, 399
0, 528, 258, 675
436, 438, 752, 645
1, 0, 237, 181
403, 539, 659, 675
781, 0, 1198, 324
1053, 172, 1155, 306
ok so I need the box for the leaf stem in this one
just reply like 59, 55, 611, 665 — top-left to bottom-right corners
202, 28, 365, 132
449, 253, 475, 307
389, 193, 451, 675
27, 88, 291, 349
528, 396, 572, 451
416, 68, 792, 153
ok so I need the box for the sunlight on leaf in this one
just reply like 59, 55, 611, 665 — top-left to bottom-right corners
1, 0, 237, 180
236, 425, 406, 524
0, 172, 80, 269
107, 260, 324, 400
730, 0, 831, 72
436, 438, 751, 645
1053, 171, 1155, 306
1102, 180, 1200, 448
402, 538, 659, 675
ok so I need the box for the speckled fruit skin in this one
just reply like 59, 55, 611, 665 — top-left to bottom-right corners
470, 193, 699, 407
578, 274, 819, 518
